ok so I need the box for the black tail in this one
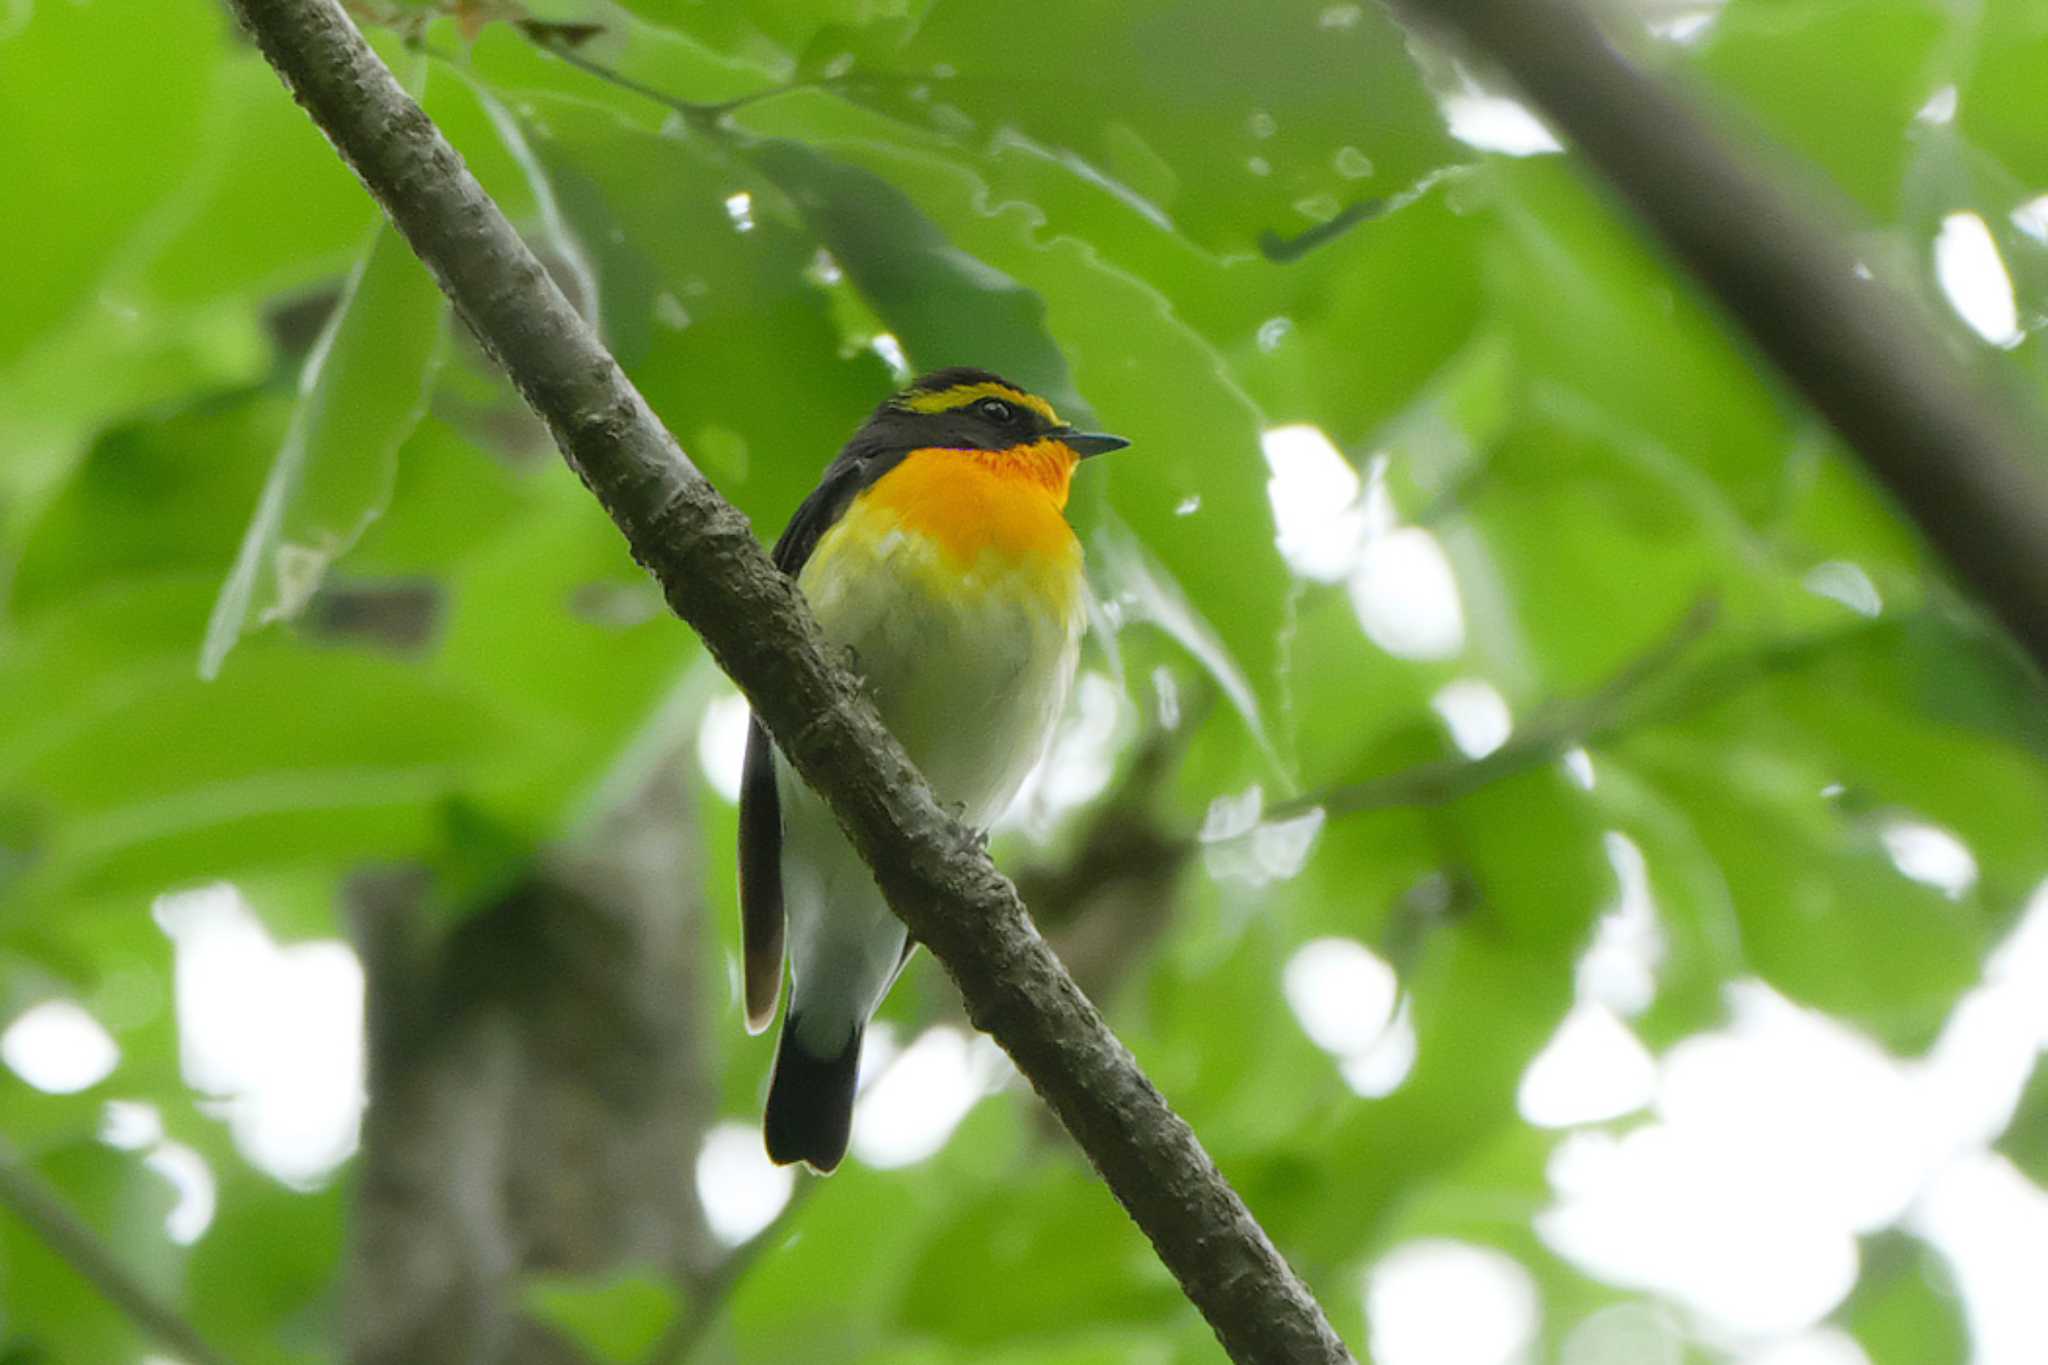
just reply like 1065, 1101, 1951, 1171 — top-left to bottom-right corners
763, 1016, 862, 1172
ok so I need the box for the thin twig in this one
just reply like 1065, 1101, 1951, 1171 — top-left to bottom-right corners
0, 1140, 238, 1365
1270, 593, 1720, 823
517, 25, 812, 122
639, 1182, 818, 1365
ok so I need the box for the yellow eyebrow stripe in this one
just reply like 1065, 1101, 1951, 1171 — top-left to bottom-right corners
899, 381, 1061, 425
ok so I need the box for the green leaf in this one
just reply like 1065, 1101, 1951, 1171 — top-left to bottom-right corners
183, 1172, 344, 1365
200, 226, 449, 678
1482, 158, 1796, 530
8, 394, 290, 625
514, 94, 893, 534
895, 1168, 1179, 1346
1956, 0, 2048, 186
830, 0, 1460, 257
521, 1266, 681, 1363
741, 138, 1081, 413
0, 0, 217, 367
1839, 1231, 1969, 1365
0, 1143, 177, 1364
136, 55, 379, 308
1692, 0, 1948, 219
1627, 729, 1989, 1051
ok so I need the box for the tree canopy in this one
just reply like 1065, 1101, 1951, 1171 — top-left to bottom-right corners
3, 0, 2047, 1362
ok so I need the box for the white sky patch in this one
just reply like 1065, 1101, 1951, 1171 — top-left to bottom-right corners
1563, 746, 1597, 790
695, 1121, 793, 1246
1368, 1239, 1541, 1365
1540, 878, 2048, 1350
98, 1099, 215, 1244
1542, 1127, 1862, 1336
1934, 212, 2024, 348
1915, 84, 1959, 126
857, 1020, 900, 1090
1912, 1151, 2048, 1365
1199, 784, 1265, 843
1802, 560, 1882, 617
1577, 832, 1664, 1016
154, 884, 364, 1187
1284, 938, 1417, 1096
1285, 938, 1400, 1056
1738, 1329, 1874, 1365
1519, 1002, 1658, 1128
1003, 672, 1126, 834
1261, 425, 1369, 581
1443, 92, 1562, 157
696, 689, 752, 805
1351, 527, 1466, 661
1342, 1000, 1418, 1097
1539, 984, 1922, 1337
1152, 666, 1181, 730
1285, 939, 1414, 1095
101, 1100, 165, 1150
723, 190, 755, 232
1648, 9, 1720, 43
2, 999, 119, 1094
1204, 807, 1326, 886
2012, 194, 2048, 245
1881, 820, 1978, 899
1988, 877, 2048, 1005
1560, 1302, 1685, 1364
870, 332, 911, 379
1915, 981, 2044, 1168
1431, 678, 1512, 758
653, 292, 690, 331
145, 1141, 216, 1244
850, 1025, 1007, 1169
806, 247, 844, 285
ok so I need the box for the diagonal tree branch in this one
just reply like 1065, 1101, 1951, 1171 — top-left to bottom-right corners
219, 2, 1349, 1361
1397, 0, 2048, 677
0, 1139, 238, 1365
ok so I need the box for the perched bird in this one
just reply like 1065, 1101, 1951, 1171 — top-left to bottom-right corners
739, 368, 1127, 1172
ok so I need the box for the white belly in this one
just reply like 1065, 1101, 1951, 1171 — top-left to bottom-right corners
778, 521, 1083, 1050
799, 524, 1083, 826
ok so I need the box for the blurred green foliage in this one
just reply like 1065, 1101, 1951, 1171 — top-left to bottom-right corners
2, 0, 2045, 1362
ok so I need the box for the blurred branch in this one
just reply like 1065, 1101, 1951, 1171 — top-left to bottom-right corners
344, 774, 715, 1365
1270, 594, 1719, 823
0, 1140, 238, 1365
1397, 0, 2048, 677
1022, 715, 1199, 1006
223, 3, 1351, 1362
639, 1183, 817, 1365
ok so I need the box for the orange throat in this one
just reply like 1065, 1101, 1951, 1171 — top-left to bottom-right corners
859, 441, 1082, 568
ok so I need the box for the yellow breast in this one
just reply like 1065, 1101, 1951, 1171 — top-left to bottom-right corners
861, 444, 1080, 568
794, 446, 1087, 821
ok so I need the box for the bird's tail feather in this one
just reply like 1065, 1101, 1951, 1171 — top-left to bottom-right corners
764, 1014, 862, 1173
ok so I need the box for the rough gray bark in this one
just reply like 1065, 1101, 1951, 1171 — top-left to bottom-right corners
344, 774, 718, 1365
225, 2, 1351, 1361
1398, 0, 2048, 675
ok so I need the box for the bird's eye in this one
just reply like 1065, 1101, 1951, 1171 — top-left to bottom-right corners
974, 398, 1016, 424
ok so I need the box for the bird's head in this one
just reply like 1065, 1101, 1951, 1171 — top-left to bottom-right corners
844, 368, 1128, 506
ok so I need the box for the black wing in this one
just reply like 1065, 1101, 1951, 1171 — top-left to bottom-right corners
737, 449, 908, 1032
737, 714, 785, 1033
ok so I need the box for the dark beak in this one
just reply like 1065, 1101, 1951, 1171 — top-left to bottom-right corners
1059, 429, 1130, 457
